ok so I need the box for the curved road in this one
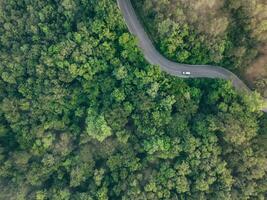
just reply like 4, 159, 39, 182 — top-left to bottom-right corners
117, 0, 267, 112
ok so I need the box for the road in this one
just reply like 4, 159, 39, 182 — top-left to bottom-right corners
117, 0, 267, 112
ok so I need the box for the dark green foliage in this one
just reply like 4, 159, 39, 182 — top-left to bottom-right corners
0, 0, 266, 199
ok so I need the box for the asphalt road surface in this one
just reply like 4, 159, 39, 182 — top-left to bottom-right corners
117, 0, 267, 112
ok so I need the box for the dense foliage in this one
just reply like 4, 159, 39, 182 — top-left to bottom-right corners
133, 0, 267, 94
0, 0, 267, 199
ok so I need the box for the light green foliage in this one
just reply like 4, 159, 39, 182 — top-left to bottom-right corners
143, 136, 182, 159
86, 108, 112, 142
36, 191, 47, 200
70, 162, 93, 187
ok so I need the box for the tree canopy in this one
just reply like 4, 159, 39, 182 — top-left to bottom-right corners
0, 0, 267, 199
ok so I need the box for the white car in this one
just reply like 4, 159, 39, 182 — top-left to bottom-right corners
182, 71, 191, 75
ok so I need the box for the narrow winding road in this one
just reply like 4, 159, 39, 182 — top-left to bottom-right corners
117, 0, 267, 112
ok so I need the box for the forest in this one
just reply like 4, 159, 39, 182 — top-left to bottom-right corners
0, 0, 267, 199
133, 0, 267, 96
